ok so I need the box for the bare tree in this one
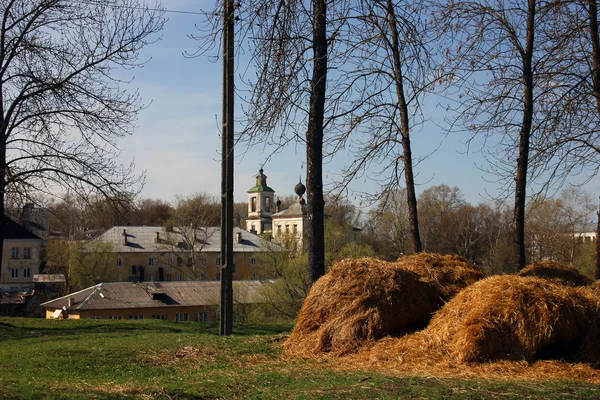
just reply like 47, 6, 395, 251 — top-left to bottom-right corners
0, 1, 164, 275
332, 0, 442, 254
437, 0, 564, 270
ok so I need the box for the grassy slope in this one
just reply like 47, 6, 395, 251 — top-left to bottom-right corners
0, 318, 599, 399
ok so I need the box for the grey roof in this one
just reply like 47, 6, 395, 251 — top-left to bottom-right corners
41, 280, 271, 311
88, 226, 286, 254
2, 215, 42, 240
271, 202, 307, 219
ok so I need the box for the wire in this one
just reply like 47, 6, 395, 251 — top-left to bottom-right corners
65, 0, 214, 17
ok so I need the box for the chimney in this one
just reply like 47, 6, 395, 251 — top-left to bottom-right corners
123, 229, 128, 246
155, 231, 160, 243
235, 231, 242, 243
67, 298, 74, 307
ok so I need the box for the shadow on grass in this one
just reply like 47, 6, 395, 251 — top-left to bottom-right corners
0, 317, 293, 341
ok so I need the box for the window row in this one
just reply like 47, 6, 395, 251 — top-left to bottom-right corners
9, 268, 31, 279
100, 312, 211, 321
116, 256, 225, 267
276, 224, 298, 235
10, 247, 32, 259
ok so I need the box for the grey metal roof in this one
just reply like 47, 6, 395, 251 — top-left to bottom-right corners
88, 226, 286, 254
41, 280, 272, 311
271, 202, 307, 219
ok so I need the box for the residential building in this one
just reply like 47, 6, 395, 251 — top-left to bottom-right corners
41, 280, 269, 320
88, 226, 285, 283
1, 216, 43, 294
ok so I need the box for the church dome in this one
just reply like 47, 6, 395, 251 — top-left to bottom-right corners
294, 181, 306, 197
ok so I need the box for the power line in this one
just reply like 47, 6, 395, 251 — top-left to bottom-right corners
66, 0, 214, 17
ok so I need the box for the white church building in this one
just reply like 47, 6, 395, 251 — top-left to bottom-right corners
246, 169, 308, 250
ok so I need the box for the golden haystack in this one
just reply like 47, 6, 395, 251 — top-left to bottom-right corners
424, 275, 597, 363
395, 253, 484, 300
518, 260, 593, 287
284, 257, 443, 356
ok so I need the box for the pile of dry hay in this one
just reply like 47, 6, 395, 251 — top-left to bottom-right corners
396, 253, 484, 299
368, 275, 600, 365
284, 258, 443, 356
518, 260, 593, 287
284, 254, 484, 356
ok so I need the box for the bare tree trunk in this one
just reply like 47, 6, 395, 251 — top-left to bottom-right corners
588, 0, 600, 279
385, 0, 422, 253
307, 0, 327, 285
589, 0, 600, 115
514, 0, 536, 271
595, 204, 600, 280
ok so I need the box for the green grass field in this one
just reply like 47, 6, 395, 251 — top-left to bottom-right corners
0, 317, 599, 399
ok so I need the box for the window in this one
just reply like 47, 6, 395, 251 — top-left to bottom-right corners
216, 257, 221, 266
194, 312, 209, 322
11, 269, 18, 279
277, 225, 281, 234
201, 258, 207, 267
152, 314, 167, 320
251, 197, 257, 212
128, 315, 144, 320
131, 265, 137, 275
11, 247, 18, 259
108, 316, 123, 320
166, 274, 172, 281
293, 224, 297, 234
251, 258, 257, 267
175, 313, 188, 322
116, 258, 122, 267
23, 268, 31, 279
251, 273, 256, 280
23, 247, 31, 259
265, 197, 271, 211
200, 273, 207, 281
168, 256, 174, 268
187, 257, 192, 266
176, 257, 183, 267
177, 273, 183, 281
148, 257, 154, 266
148, 273, 154, 282
251, 223, 256, 233
216, 273, 221, 280
285, 225, 289, 234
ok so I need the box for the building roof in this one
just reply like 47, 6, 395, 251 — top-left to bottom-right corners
41, 280, 271, 311
271, 202, 307, 219
247, 185, 275, 193
88, 226, 286, 254
2, 215, 42, 240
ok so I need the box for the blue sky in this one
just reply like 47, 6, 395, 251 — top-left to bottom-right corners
118, 0, 599, 208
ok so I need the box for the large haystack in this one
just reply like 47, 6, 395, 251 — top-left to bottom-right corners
284, 257, 443, 356
518, 260, 593, 287
425, 275, 597, 363
395, 253, 484, 300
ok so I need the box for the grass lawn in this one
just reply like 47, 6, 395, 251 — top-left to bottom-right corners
0, 317, 599, 399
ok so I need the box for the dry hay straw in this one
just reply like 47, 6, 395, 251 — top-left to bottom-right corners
395, 253, 484, 300
518, 260, 593, 287
284, 257, 443, 356
422, 275, 598, 363
340, 275, 600, 382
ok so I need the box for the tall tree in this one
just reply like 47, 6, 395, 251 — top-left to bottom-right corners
437, 0, 559, 269
332, 0, 440, 254
0, 0, 164, 270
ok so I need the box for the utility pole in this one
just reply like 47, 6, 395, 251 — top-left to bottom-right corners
220, 0, 235, 335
